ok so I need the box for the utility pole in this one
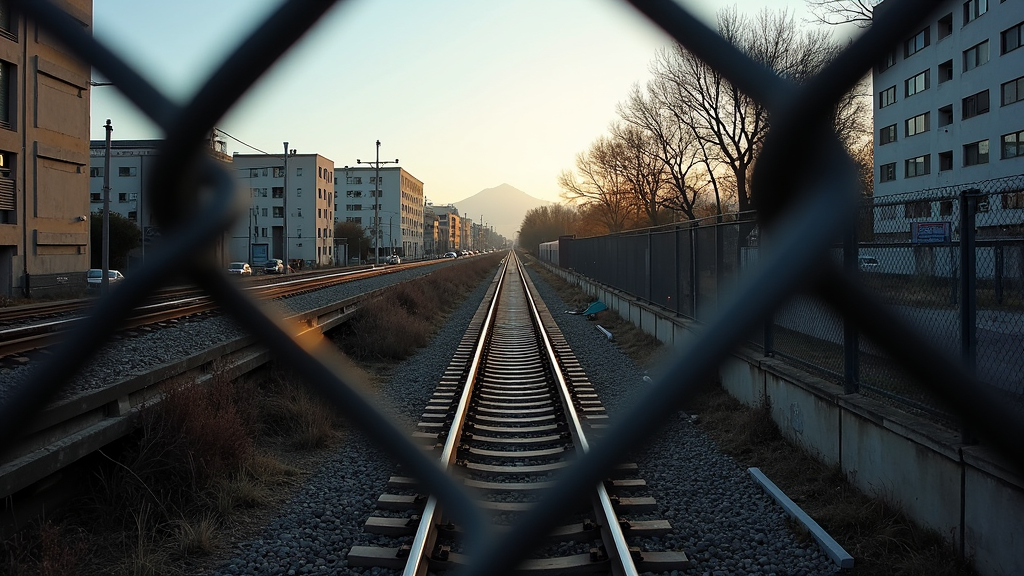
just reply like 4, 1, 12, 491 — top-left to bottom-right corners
283, 142, 289, 273
357, 140, 398, 265
102, 119, 112, 293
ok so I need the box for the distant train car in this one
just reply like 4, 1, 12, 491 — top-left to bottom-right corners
538, 240, 559, 266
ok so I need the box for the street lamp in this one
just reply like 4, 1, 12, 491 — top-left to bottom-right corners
357, 140, 398, 265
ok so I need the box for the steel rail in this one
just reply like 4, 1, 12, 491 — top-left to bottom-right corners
402, 255, 511, 576
513, 251, 639, 576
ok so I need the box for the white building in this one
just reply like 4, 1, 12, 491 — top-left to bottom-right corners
231, 153, 336, 269
873, 0, 1024, 195
334, 166, 424, 259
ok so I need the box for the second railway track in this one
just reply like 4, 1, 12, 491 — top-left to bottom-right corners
349, 251, 690, 575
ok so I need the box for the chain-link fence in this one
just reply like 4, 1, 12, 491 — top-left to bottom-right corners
3, 0, 1023, 574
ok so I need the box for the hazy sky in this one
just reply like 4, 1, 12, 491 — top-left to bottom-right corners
90, 0, 836, 205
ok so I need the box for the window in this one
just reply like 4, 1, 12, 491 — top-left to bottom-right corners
905, 28, 929, 57
1003, 76, 1024, 105
1003, 130, 1024, 158
346, 204, 362, 211
0, 2, 14, 40
879, 85, 897, 108
261, 227, 267, 237
905, 70, 928, 97
938, 60, 953, 83
0, 61, 10, 129
940, 200, 954, 216
296, 188, 301, 197
939, 104, 954, 126
118, 192, 127, 203
963, 40, 989, 71
880, 124, 897, 144
262, 208, 267, 217
318, 166, 322, 178
128, 210, 137, 221
964, 140, 990, 165
90, 167, 104, 178
905, 155, 930, 177
964, 0, 987, 24
880, 162, 896, 182
905, 201, 932, 218
939, 151, 953, 171
272, 166, 285, 178
273, 206, 284, 218
876, 51, 896, 73
90, 192, 101, 202
249, 168, 259, 178
1004, 22, 1024, 54
938, 13, 953, 39
346, 216, 362, 224
346, 176, 361, 184
1002, 191, 1024, 209
118, 166, 137, 177
963, 90, 990, 118
906, 112, 929, 136
272, 187, 283, 198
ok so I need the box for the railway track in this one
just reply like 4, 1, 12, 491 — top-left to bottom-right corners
348, 252, 690, 575
0, 261, 433, 360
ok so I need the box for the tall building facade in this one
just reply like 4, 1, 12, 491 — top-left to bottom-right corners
334, 166, 424, 258
873, 0, 1024, 195
433, 205, 461, 253
0, 0, 93, 297
231, 153, 336, 268
423, 203, 438, 256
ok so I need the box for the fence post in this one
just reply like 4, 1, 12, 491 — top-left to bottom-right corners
761, 225, 773, 357
960, 189, 978, 377
843, 226, 859, 394
647, 228, 653, 303
994, 243, 1004, 305
674, 225, 681, 315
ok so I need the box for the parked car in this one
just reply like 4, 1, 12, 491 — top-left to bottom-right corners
227, 262, 252, 276
385, 255, 402, 265
443, 252, 458, 259
86, 268, 124, 289
264, 259, 285, 274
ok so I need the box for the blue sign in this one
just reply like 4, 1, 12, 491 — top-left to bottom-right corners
911, 222, 951, 244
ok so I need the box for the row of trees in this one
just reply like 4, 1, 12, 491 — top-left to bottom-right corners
523, 7, 873, 254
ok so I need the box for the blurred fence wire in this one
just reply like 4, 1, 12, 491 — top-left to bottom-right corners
3, 0, 1024, 574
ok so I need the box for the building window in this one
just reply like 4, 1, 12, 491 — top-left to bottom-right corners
347, 176, 361, 185
272, 166, 285, 178
964, 0, 987, 24
877, 50, 896, 73
128, 210, 137, 221
90, 167, 104, 178
1002, 191, 1024, 209
905, 70, 928, 97
880, 124, 897, 144
906, 112, 929, 137
880, 162, 896, 182
905, 155, 930, 177
296, 188, 302, 197
940, 200, 953, 216
296, 167, 302, 177
118, 166, 137, 177
963, 90, 990, 119
90, 192, 101, 202
964, 140, 990, 166
346, 217, 362, 224
963, 40, 989, 71
249, 168, 258, 178
939, 151, 953, 171
261, 227, 267, 237
0, 61, 10, 130
1004, 22, 1024, 54
938, 104, 954, 126
262, 208, 268, 217
938, 60, 953, 83
905, 28, 929, 57
938, 13, 954, 39
905, 201, 932, 218
118, 193, 127, 203
273, 206, 284, 218
272, 187, 283, 198
1003, 76, 1024, 106
879, 85, 897, 108
1003, 130, 1024, 159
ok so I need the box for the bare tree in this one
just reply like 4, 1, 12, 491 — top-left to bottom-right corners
608, 121, 666, 227
558, 136, 635, 233
518, 204, 579, 254
805, 0, 879, 28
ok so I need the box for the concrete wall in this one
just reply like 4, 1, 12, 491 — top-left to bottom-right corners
540, 260, 1024, 576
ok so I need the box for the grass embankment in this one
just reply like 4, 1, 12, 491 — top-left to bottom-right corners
1, 254, 502, 575
528, 258, 976, 576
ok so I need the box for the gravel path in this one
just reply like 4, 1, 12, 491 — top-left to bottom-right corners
208, 261, 839, 576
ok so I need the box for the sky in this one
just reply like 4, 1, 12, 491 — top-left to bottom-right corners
90, 0, 842, 205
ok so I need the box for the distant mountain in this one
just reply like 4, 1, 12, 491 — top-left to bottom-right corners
451, 184, 552, 240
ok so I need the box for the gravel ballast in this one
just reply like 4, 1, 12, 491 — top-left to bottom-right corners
207, 260, 839, 576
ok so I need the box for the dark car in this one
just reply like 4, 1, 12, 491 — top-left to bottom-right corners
264, 259, 285, 274
227, 262, 252, 276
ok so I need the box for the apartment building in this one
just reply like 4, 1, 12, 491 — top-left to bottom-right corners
423, 203, 439, 256
873, 0, 1024, 194
231, 153, 336, 268
433, 205, 462, 253
0, 0, 93, 298
334, 166, 424, 259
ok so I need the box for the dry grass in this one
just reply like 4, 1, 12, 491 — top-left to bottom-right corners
527, 253, 977, 576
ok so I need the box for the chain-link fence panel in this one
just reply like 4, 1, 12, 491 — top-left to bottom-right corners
4, 0, 1024, 574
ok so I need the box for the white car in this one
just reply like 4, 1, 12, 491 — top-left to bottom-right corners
86, 268, 124, 289
385, 255, 402, 265
227, 262, 252, 276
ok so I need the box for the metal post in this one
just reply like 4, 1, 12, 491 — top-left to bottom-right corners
960, 189, 978, 377
843, 226, 859, 394
356, 140, 398, 266
283, 142, 289, 273
102, 119, 112, 293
